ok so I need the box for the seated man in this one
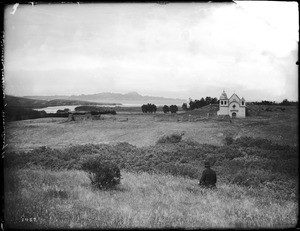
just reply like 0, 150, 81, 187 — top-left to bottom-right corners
199, 161, 217, 189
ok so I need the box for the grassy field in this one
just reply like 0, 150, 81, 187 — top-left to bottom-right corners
5, 105, 298, 152
4, 169, 297, 229
4, 105, 298, 228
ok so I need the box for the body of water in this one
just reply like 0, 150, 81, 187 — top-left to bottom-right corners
34, 105, 82, 113
33, 104, 144, 113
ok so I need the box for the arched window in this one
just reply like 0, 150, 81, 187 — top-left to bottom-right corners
224, 101, 227, 105
242, 101, 244, 106
221, 101, 223, 105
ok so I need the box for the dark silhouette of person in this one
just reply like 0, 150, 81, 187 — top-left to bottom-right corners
199, 161, 217, 189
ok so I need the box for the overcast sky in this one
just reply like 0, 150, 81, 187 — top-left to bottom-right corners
4, 2, 298, 101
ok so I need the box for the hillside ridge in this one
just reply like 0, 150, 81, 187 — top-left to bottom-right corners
5, 95, 115, 108
23, 92, 188, 104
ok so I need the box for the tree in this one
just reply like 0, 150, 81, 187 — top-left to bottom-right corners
281, 99, 291, 106
147, 103, 152, 113
170, 105, 178, 113
182, 103, 188, 111
141, 104, 147, 113
162, 105, 169, 113
153, 104, 157, 113
199, 97, 206, 107
189, 100, 195, 110
205, 96, 212, 105
188, 96, 218, 110
211, 97, 218, 104
141, 103, 157, 113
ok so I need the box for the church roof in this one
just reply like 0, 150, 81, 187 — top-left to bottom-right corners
229, 93, 241, 101
219, 90, 228, 100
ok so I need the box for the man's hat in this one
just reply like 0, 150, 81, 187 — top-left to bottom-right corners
204, 161, 210, 167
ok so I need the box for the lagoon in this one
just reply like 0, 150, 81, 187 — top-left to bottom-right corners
33, 104, 144, 113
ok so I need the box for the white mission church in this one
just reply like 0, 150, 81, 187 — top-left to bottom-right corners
217, 91, 246, 118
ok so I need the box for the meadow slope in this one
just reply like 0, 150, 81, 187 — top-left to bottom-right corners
5, 169, 297, 229
5, 105, 298, 152
4, 106, 298, 229
4, 135, 298, 229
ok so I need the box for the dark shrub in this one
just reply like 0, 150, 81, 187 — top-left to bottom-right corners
233, 136, 293, 151
218, 145, 243, 160
203, 154, 217, 166
81, 157, 121, 189
230, 169, 285, 187
224, 136, 234, 145
156, 132, 184, 144
231, 169, 259, 187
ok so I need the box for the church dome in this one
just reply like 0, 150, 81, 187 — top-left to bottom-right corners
220, 90, 228, 100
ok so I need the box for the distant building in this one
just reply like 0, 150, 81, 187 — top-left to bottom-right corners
217, 91, 246, 118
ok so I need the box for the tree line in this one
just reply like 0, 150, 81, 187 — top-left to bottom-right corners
162, 105, 178, 113
141, 96, 219, 114
5, 105, 117, 122
141, 103, 157, 113
184, 96, 218, 111
141, 104, 179, 114
252, 99, 298, 106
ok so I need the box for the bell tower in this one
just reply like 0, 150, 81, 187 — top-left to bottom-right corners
217, 90, 229, 116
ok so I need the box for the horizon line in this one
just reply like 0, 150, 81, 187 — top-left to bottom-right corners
5, 92, 298, 103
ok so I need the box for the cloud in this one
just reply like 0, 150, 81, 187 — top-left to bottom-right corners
4, 3, 299, 101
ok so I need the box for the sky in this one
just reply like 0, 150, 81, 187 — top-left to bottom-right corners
4, 2, 299, 102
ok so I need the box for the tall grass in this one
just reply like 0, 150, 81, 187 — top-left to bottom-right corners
5, 137, 298, 188
4, 169, 297, 229
4, 136, 298, 228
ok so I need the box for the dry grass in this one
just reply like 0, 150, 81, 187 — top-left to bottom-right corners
4, 169, 297, 229
4, 106, 298, 229
5, 106, 298, 152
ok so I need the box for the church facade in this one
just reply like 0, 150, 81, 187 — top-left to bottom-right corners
217, 91, 246, 118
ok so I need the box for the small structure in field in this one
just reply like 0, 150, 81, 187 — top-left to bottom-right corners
67, 111, 101, 121
217, 91, 246, 118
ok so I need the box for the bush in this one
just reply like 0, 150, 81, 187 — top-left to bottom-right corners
233, 136, 293, 151
5, 137, 297, 189
81, 157, 121, 189
169, 105, 179, 113
224, 136, 234, 145
156, 132, 184, 144
224, 148, 243, 160
230, 169, 284, 187
162, 105, 170, 113
74, 106, 116, 115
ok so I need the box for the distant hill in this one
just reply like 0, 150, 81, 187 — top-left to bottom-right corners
4, 95, 115, 109
4, 95, 48, 108
24, 92, 188, 106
